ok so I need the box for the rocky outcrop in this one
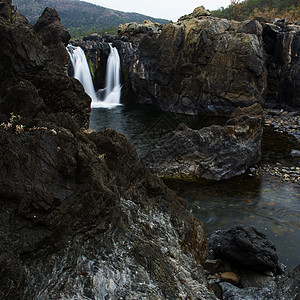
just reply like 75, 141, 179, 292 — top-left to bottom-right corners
117, 12, 299, 114
0, 125, 214, 299
33, 7, 71, 67
262, 21, 300, 109
208, 226, 283, 275
143, 103, 264, 181
118, 16, 266, 115
0, 6, 90, 129
0, 5, 215, 299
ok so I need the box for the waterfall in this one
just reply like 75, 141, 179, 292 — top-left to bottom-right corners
101, 44, 121, 106
67, 45, 98, 103
67, 44, 122, 108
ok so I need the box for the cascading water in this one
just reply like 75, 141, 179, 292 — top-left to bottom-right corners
67, 44, 122, 108
67, 45, 98, 102
100, 43, 122, 107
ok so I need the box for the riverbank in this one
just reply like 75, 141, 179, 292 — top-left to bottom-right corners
262, 109, 300, 187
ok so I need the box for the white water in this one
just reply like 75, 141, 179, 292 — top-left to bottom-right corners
67, 44, 121, 108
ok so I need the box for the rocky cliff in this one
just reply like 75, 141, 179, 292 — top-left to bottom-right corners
0, 3, 215, 299
74, 7, 299, 115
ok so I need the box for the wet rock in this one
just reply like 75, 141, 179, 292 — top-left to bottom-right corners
218, 265, 300, 300
143, 103, 264, 181
208, 226, 283, 275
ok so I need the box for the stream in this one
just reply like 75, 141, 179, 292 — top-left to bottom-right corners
90, 105, 300, 270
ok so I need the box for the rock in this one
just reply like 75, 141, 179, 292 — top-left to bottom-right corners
143, 103, 264, 181
291, 149, 300, 157
117, 16, 266, 115
0, 125, 214, 299
192, 6, 211, 17
219, 265, 300, 300
0, 7, 216, 299
220, 272, 240, 285
208, 226, 283, 275
219, 282, 273, 300
0, 7, 91, 129
34, 7, 71, 67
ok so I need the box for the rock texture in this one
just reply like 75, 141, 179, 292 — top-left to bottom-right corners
208, 226, 283, 275
118, 16, 266, 115
0, 3, 91, 129
117, 12, 300, 114
143, 103, 264, 181
0, 5, 215, 299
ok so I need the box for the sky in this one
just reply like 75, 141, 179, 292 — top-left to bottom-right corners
85, 0, 233, 21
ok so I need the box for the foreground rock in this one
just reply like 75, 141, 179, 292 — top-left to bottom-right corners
143, 103, 264, 181
208, 226, 283, 275
0, 4, 215, 299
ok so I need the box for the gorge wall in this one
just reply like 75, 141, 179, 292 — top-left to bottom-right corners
76, 7, 300, 115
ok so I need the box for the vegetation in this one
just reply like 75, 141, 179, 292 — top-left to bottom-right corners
211, 0, 299, 22
12, 0, 169, 38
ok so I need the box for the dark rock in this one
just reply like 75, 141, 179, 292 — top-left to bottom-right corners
34, 7, 71, 67
0, 125, 214, 299
0, 7, 215, 299
0, 80, 46, 120
0, 7, 91, 129
219, 265, 300, 300
208, 226, 283, 275
117, 17, 265, 115
143, 103, 264, 181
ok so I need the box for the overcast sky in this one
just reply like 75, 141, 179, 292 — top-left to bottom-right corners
85, 0, 232, 21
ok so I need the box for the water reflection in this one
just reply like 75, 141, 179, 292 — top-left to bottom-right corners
90, 106, 300, 270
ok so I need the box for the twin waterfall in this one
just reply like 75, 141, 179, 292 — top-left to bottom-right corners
67, 44, 121, 108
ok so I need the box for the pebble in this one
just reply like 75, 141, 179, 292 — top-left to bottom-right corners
264, 109, 300, 143
220, 272, 240, 285
260, 164, 300, 186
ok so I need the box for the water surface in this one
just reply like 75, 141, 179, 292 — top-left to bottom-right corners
90, 106, 300, 270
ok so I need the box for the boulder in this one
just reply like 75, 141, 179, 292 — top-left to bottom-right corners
0, 125, 214, 299
143, 103, 264, 181
208, 226, 283, 275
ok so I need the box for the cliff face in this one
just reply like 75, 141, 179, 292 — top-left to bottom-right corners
75, 7, 299, 115
0, 4, 214, 299
117, 11, 300, 114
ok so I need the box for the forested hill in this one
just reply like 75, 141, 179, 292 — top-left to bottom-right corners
211, 0, 299, 22
12, 0, 169, 37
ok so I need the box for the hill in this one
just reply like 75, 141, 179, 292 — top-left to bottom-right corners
211, 0, 299, 22
12, 0, 169, 37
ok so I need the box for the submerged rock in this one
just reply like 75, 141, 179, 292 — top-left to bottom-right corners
208, 226, 283, 275
143, 103, 264, 181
